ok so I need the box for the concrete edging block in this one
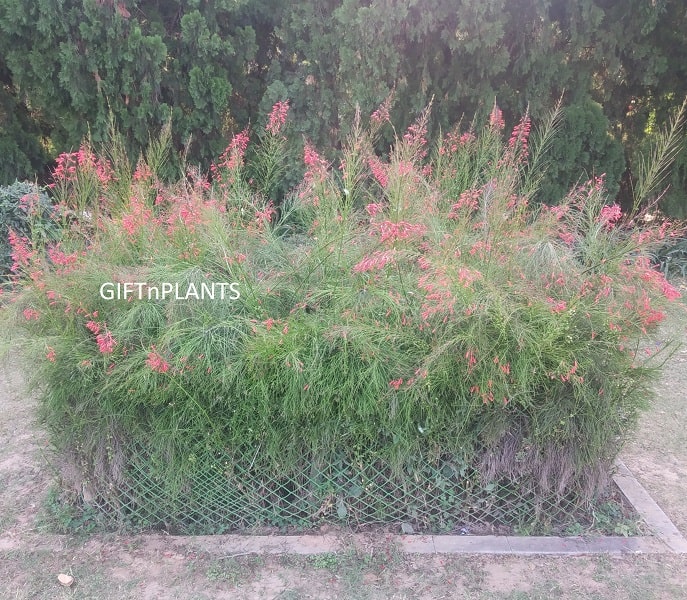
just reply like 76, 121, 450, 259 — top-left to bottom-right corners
613, 460, 687, 554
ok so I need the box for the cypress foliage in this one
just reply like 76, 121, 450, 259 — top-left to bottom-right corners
0, 0, 685, 213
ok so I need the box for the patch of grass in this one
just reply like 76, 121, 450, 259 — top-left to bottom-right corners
310, 552, 340, 570
0, 549, 138, 600
591, 554, 614, 584
497, 583, 563, 600
275, 591, 307, 600
461, 561, 488, 592
0, 507, 16, 532
205, 559, 242, 583
203, 555, 264, 585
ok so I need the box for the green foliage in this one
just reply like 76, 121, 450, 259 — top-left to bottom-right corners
631, 99, 687, 213
537, 100, 625, 204
38, 486, 104, 534
0, 181, 56, 280
660, 141, 687, 218
3, 100, 684, 533
650, 236, 687, 279
629, 103, 687, 219
0, 0, 272, 170
3, 0, 685, 206
591, 501, 643, 537
0, 74, 50, 185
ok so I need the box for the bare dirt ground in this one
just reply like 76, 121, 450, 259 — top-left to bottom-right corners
1, 299, 687, 599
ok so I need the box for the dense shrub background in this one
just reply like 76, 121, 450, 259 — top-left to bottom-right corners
1, 0, 687, 214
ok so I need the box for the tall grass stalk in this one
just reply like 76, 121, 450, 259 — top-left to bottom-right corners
632, 97, 687, 214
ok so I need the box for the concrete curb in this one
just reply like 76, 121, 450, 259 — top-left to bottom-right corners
612, 459, 687, 553
0, 531, 669, 556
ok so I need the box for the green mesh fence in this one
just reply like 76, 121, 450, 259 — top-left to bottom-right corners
72, 445, 634, 536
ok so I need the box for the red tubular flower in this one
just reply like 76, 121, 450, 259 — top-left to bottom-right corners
489, 102, 505, 131
23, 308, 40, 321
211, 129, 250, 184
598, 204, 622, 227
85, 321, 101, 335
389, 378, 403, 390
96, 331, 116, 354
146, 351, 170, 373
353, 250, 397, 273
371, 94, 393, 125
7, 230, 35, 272
368, 157, 389, 188
508, 115, 531, 150
373, 220, 427, 244
266, 100, 290, 135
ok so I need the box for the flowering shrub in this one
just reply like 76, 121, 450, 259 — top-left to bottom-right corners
0, 181, 57, 282
49, 139, 115, 222
3, 100, 685, 530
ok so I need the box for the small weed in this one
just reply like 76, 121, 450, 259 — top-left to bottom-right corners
37, 486, 103, 534
592, 554, 614, 583
564, 521, 585, 536
275, 591, 305, 600
592, 501, 642, 536
310, 552, 339, 570
205, 558, 244, 583
513, 521, 544, 536
278, 554, 307, 568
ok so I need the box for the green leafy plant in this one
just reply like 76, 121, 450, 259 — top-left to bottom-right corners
310, 553, 340, 570
38, 486, 103, 534
591, 501, 643, 537
652, 236, 687, 279
0, 181, 57, 281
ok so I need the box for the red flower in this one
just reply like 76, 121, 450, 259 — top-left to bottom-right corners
371, 92, 394, 125
546, 298, 567, 313
489, 102, 505, 131
85, 321, 101, 335
7, 230, 35, 272
211, 128, 250, 183
254, 201, 277, 230
146, 351, 170, 373
353, 250, 397, 273
303, 142, 328, 171
23, 308, 40, 321
373, 220, 427, 244
448, 189, 480, 217
507, 114, 532, 160
662, 280, 681, 300
368, 157, 389, 188
598, 204, 622, 227
266, 100, 290, 135
96, 331, 116, 354
389, 378, 403, 390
